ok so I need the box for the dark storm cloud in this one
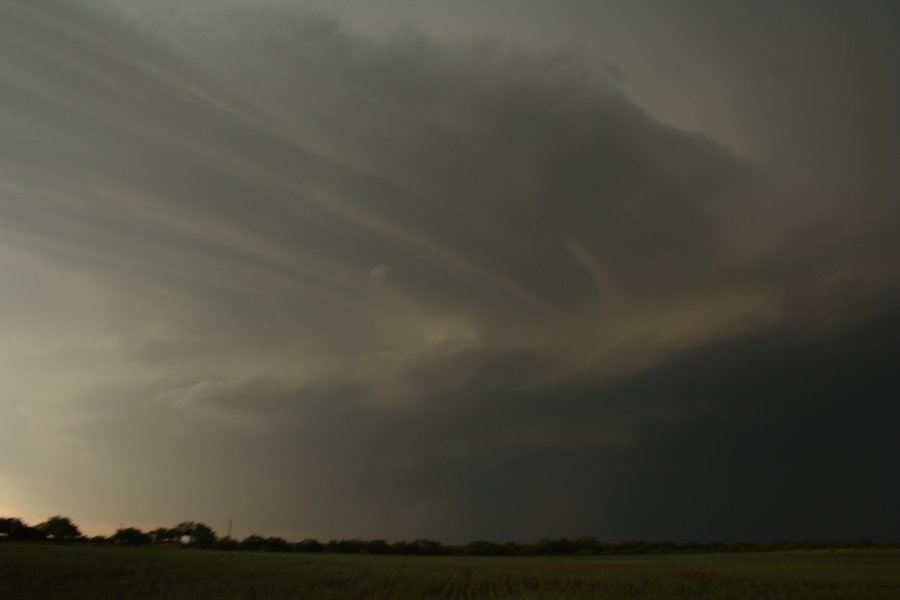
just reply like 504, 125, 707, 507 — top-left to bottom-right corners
1, 0, 897, 541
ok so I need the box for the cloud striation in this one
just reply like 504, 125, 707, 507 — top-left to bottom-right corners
0, 0, 898, 542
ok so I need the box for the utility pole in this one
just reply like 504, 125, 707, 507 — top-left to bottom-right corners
227, 518, 232, 539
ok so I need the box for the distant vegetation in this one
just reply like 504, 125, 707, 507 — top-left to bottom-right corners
1, 515, 894, 556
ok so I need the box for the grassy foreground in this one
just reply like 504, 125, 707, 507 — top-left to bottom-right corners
1, 543, 898, 599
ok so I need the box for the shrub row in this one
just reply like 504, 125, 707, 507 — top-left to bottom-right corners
2, 516, 893, 556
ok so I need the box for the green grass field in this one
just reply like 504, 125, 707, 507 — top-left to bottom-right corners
1, 543, 898, 599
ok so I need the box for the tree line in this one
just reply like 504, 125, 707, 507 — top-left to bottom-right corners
1, 515, 892, 556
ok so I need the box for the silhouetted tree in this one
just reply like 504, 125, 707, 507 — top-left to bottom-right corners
240, 534, 267, 551
171, 521, 217, 547
37, 516, 81, 541
111, 527, 151, 546
0, 517, 26, 538
240, 534, 291, 552
462, 540, 504, 555
0, 518, 44, 541
265, 536, 291, 552
215, 536, 240, 550
295, 538, 324, 553
573, 536, 602, 555
363, 539, 390, 554
148, 527, 175, 544
391, 539, 447, 555
324, 539, 395, 554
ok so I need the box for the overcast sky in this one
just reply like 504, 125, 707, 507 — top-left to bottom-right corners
1, 0, 898, 543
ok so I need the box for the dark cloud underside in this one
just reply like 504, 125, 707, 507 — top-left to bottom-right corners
0, 0, 897, 541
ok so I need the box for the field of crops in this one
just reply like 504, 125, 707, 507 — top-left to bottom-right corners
1, 543, 898, 599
